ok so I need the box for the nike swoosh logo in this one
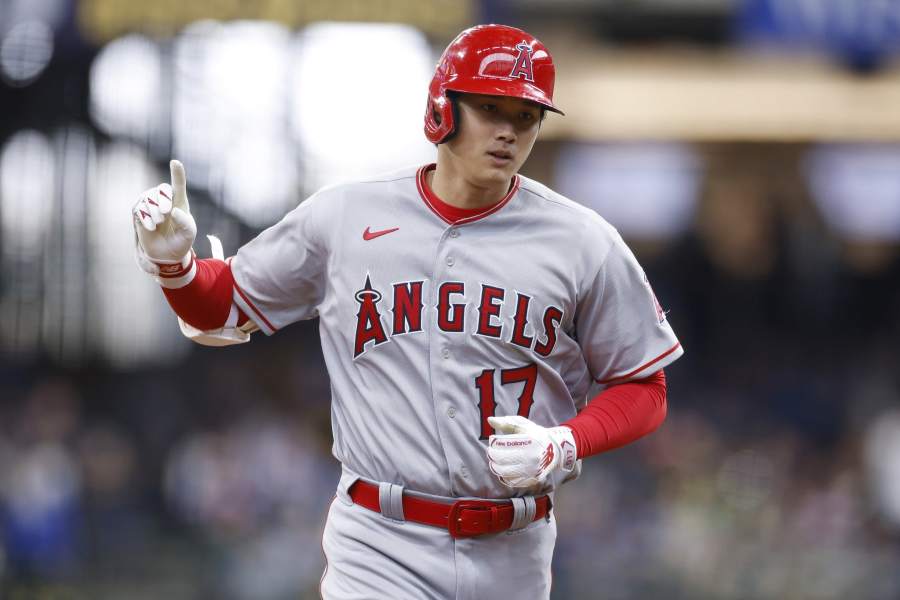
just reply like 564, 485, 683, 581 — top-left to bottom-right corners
363, 226, 399, 241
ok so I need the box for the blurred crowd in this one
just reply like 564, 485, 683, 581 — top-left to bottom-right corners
3, 0, 900, 597
2, 145, 899, 599
1, 340, 339, 599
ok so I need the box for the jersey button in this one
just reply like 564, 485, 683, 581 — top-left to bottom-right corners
441, 347, 450, 359
449, 229, 460, 238
447, 407, 456, 418
446, 256, 455, 266
460, 466, 469, 479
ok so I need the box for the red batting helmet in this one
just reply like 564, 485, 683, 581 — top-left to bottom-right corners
424, 24, 564, 144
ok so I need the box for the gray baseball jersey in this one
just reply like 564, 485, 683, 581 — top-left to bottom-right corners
231, 163, 681, 497
229, 163, 682, 598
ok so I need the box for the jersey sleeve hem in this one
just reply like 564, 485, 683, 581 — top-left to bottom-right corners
232, 281, 279, 336
595, 342, 683, 385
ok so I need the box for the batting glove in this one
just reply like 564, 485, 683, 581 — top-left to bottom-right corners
132, 160, 197, 287
487, 415, 577, 489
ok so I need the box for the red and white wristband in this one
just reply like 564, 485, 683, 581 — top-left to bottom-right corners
154, 251, 197, 289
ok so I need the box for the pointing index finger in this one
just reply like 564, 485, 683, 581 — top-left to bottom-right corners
169, 159, 190, 213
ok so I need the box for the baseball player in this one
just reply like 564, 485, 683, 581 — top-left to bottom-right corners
132, 24, 682, 599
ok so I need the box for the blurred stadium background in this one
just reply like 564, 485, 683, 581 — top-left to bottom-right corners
2, 0, 900, 598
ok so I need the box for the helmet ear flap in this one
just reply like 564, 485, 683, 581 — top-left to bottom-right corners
440, 93, 461, 144
424, 92, 458, 144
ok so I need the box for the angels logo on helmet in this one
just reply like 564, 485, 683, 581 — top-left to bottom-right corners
508, 42, 536, 82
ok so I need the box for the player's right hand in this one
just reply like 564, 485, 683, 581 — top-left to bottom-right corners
487, 415, 577, 489
132, 160, 197, 276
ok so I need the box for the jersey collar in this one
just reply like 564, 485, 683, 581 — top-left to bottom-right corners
416, 164, 520, 226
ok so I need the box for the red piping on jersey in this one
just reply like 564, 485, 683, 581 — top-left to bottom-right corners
233, 280, 278, 333
416, 163, 520, 225
595, 342, 681, 384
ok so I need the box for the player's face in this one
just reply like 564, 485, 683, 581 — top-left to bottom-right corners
441, 94, 542, 188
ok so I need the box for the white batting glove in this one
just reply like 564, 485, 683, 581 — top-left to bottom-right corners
487, 415, 577, 489
132, 160, 197, 287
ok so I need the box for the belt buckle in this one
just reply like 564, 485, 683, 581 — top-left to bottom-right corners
447, 499, 500, 539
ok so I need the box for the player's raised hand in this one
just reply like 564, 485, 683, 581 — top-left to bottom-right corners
486, 415, 577, 489
132, 160, 197, 276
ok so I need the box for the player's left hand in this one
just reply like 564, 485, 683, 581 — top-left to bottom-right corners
486, 416, 577, 489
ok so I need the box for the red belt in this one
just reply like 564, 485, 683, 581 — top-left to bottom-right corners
348, 480, 551, 539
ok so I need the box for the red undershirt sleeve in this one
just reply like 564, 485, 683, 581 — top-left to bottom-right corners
161, 258, 249, 331
563, 370, 667, 459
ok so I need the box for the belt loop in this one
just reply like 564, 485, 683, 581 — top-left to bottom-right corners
378, 482, 405, 522
510, 496, 537, 531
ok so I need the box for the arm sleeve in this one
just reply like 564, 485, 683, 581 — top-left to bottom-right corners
229, 194, 329, 335
161, 258, 249, 331
563, 370, 667, 458
575, 229, 683, 386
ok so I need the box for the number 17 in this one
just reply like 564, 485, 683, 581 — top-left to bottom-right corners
474, 363, 537, 440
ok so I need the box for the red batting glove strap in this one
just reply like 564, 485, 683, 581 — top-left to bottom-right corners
155, 251, 195, 279
563, 370, 667, 459
162, 258, 248, 330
